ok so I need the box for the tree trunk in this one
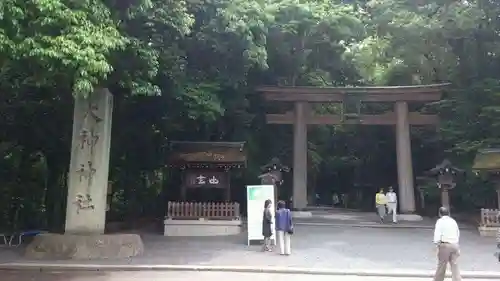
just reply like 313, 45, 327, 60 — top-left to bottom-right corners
44, 154, 68, 233
45, 173, 67, 233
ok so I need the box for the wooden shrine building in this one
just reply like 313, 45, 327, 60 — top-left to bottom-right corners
257, 84, 449, 215
164, 141, 246, 236
167, 141, 246, 202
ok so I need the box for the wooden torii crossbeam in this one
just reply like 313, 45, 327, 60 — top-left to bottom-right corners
259, 84, 447, 126
266, 111, 437, 125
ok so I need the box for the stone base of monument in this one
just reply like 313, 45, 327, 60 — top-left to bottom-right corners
164, 219, 242, 236
397, 214, 424, 222
478, 226, 499, 237
25, 233, 144, 260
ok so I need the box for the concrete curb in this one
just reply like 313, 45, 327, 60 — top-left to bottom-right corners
294, 222, 475, 230
294, 222, 434, 229
0, 263, 499, 279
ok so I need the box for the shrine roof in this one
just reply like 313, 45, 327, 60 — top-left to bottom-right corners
257, 83, 450, 102
473, 149, 500, 171
167, 141, 246, 167
427, 159, 463, 173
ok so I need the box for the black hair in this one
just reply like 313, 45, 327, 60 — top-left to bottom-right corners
264, 199, 272, 208
277, 200, 286, 209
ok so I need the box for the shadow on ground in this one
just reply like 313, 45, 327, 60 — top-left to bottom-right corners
2, 270, 107, 281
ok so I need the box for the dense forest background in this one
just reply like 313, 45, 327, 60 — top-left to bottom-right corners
1, 0, 499, 231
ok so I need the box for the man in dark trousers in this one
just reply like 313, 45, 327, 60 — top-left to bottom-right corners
433, 207, 461, 281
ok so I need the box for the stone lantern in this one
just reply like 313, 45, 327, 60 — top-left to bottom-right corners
426, 159, 464, 209
258, 157, 290, 204
415, 176, 428, 210
472, 149, 500, 209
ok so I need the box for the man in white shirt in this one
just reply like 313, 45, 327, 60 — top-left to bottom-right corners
433, 207, 461, 281
385, 187, 398, 223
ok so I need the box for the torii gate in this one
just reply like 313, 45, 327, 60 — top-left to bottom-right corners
257, 84, 448, 215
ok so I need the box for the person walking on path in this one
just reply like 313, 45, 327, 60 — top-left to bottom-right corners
275, 200, 293, 255
375, 188, 387, 223
385, 186, 398, 223
332, 193, 340, 207
262, 199, 273, 252
433, 206, 461, 281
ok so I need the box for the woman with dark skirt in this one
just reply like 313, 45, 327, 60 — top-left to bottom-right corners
262, 199, 273, 252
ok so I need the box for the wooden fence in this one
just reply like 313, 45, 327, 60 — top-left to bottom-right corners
480, 208, 500, 227
167, 202, 240, 220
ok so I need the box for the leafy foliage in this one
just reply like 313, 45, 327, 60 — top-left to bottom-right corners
1, 0, 500, 229
0, 0, 128, 95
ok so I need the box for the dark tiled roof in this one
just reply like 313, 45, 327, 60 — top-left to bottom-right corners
473, 149, 500, 171
168, 141, 246, 166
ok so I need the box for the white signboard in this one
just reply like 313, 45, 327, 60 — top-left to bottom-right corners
246, 185, 275, 246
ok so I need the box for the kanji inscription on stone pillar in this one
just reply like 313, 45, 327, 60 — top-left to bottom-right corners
65, 88, 113, 234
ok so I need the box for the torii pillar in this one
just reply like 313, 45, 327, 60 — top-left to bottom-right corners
395, 101, 416, 213
292, 102, 309, 210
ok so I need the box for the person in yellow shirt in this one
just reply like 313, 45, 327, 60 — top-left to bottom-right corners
375, 188, 387, 223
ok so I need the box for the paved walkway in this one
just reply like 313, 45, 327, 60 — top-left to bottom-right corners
0, 270, 495, 281
293, 208, 475, 229
294, 210, 434, 228
0, 225, 497, 272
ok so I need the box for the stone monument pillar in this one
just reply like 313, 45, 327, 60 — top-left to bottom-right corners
65, 88, 113, 234
293, 102, 308, 209
25, 88, 144, 260
395, 101, 416, 213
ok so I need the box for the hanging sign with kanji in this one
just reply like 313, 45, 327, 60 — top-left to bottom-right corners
185, 171, 226, 188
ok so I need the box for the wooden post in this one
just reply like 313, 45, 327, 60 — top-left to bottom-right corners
181, 172, 187, 201
274, 184, 278, 207
441, 188, 450, 209
491, 178, 500, 209
292, 102, 308, 209
271, 170, 281, 206
395, 101, 416, 213
225, 172, 231, 201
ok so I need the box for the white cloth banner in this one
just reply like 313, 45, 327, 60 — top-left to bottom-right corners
246, 185, 275, 245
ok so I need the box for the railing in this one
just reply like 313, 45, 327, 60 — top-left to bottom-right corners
167, 202, 240, 220
480, 208, 500, 227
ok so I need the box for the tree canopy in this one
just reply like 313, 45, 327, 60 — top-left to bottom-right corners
0, 0, 499, 230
